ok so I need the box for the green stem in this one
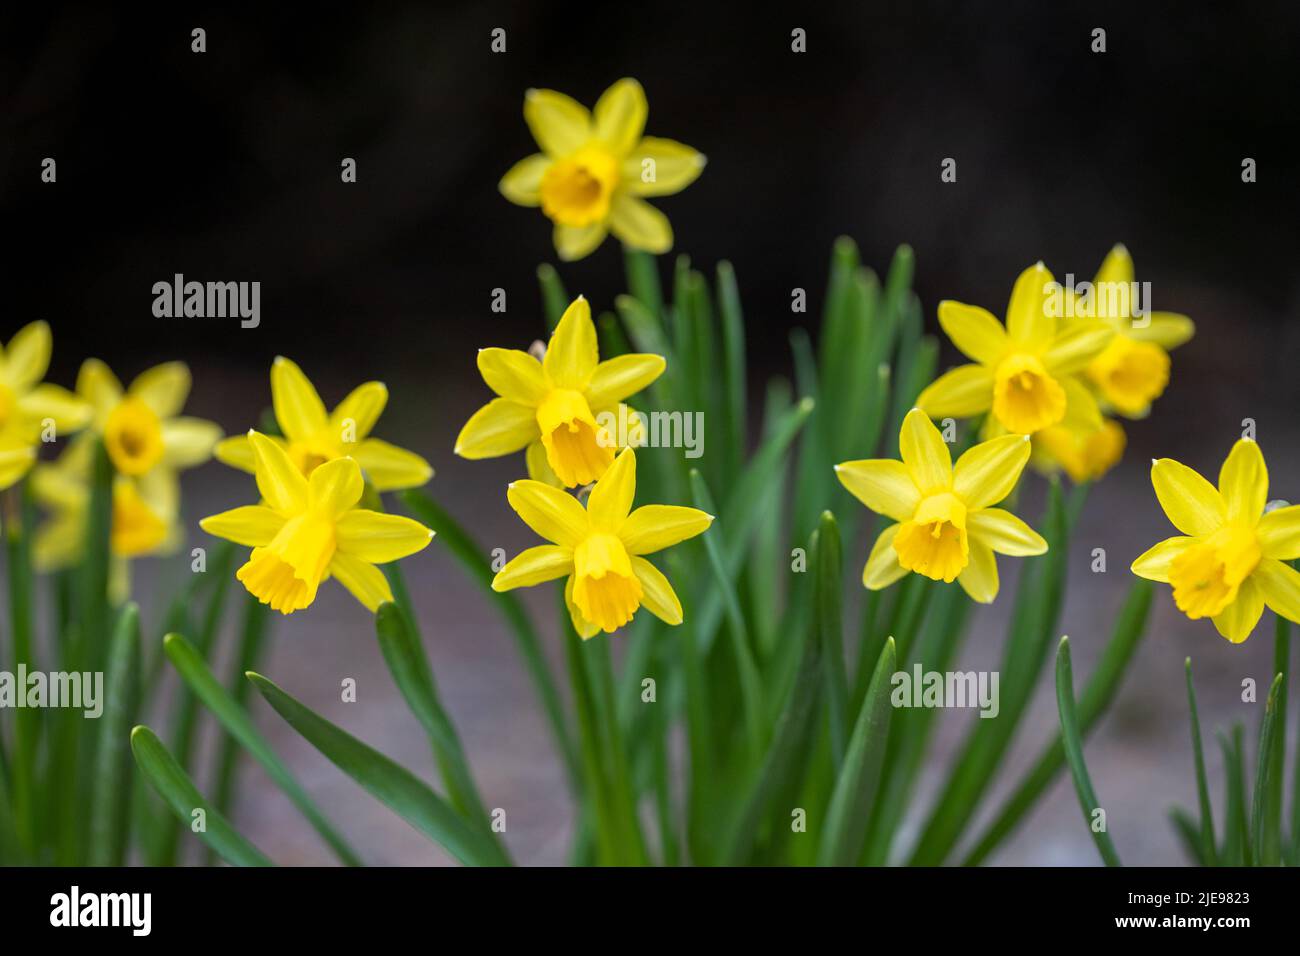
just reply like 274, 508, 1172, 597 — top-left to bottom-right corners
206, 594, 273, 864
562, 613, 619, 865
2, 483, 38, 858
399, 490, 579, 795
1184, 658, 1218, 865
588, 637, 647, 865
153, 541, 236, 864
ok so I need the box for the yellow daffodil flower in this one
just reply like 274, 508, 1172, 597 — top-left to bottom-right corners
492, 448, 712, 636
201, 432, 434, 614
456, 296, 664, 488
1032, 417, 1127, 484
499, 78, 705, 261
917, 263, 1113, 436
1131, 438, 1300, 643
31, 437, 177, 601
31, 437, 176, 567
1069, 245, 1194, 418
215, 356, 432, 491
0, 321, 91, 489
77, 358, 221, 485
835, 408, 1047, 603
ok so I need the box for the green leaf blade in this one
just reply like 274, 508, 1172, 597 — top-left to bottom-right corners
163, 634, 362, 866
817, 637, 896, 866
1055, 637, 1122, 867
130, 726, 272, 867
246, 672, 508, 867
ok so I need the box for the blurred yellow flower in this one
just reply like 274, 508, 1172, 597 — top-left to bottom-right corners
456, 296, 663, 488
1032, 417, 1127, 484
202, 432, 434, 614
835, 408, 1047, 603
499, 78, 705, 260
77, 359, 221, 484
917, 263, 1112, 436
1132, 439, 1300, 643
492, 448, 712, 636
0, 321, 91, 489
1069, 245, 1194, 418
215, 356, 432, 491
31, 437, 176, 601
32, 438, 175, 566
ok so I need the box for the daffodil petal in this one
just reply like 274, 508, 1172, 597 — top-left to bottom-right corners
524, 88, 591, 157
899, 408, 951, 494
214, 434, 257, 473
1130, 535, 1195, 582
353, 438, 433, 491
1258, 504, 1300, 560
331, 382, 388, 441
1129, 312, 1194, 349
525, 440, 564, 487
328, 552, 394, 613
161, 417, 221, 468
621, 137, 706, 197
1151, 458, 1226, 536
4, 321, 52, 391
952, 434, 1030, 509
454, 398, 539, 458
17, 384, 92, 432
1006, 262, 1056, 348
271, 357, 328, 441
30, 458, 84, 508
592, 78, 647, 155
564, 575, 601, 639
834, 459, 919, 522
1255, 557, 1300, 625
499, 153, 550, 206
249, 430, 309, 513
553, 223, 607, 261
957, 539, 999, 603
619, 504, 712, 555
307, 457, 364, 518
32, 513, 81, 571
507, 479, 589, 547
137, 469, 179, 523
0, 446, 36, 491
936, 301, 1007, 366
199, 505, 287, 547
588, 448, 637, 530
585, 354, 666, 409
77, 359, 124, 419
916, 364, 994, 418
967, 507, 1047, 556
863, 524, 908, 590
1060, 376, 1103, 431
1044, 322, 1113, 375
129, 362, 191, 418
543, 297, 599, 389
1093, 244, 1134, 288
607, 195, 672, 254
335, 509, 434, 563
1211, 575, 1265, 644
1218, 439, 1268, 525
478, 348, 548, 405
631, 556, 683, 625
492, 544, 574, 591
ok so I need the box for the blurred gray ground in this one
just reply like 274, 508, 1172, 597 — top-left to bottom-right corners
124, 266, 1299, 867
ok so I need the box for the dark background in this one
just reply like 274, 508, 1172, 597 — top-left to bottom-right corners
4, 2, 1298, 429
3, 2, 1299, 864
